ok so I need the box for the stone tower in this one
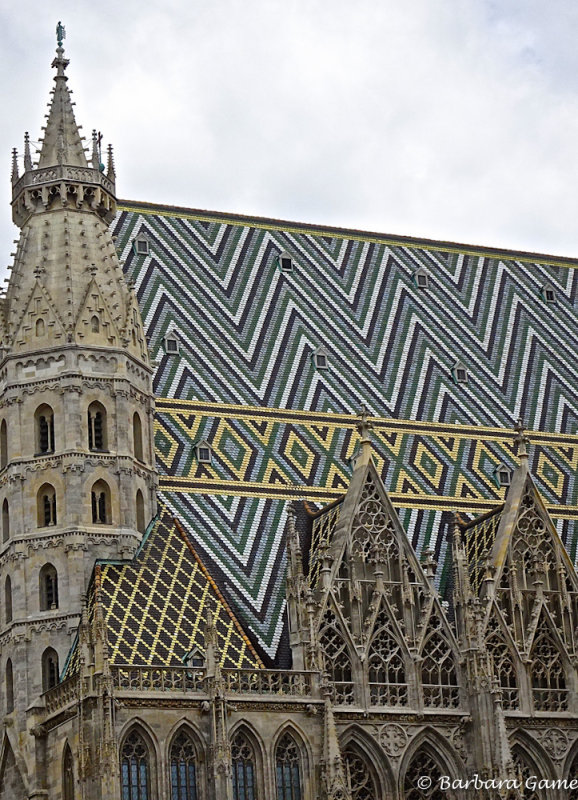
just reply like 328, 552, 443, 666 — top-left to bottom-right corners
0, 26, 156, 739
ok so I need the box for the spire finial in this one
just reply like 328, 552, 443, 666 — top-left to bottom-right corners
92, 130, 100, 169
56, 21, 66, 48
106, 143, 116, 180
11, 148, 19, 184
24, 132, 32, 172
514, 418, 530, 460
354, 404, 374, 468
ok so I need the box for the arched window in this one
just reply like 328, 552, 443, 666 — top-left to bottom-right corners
404, 749, 445, 800
0, 419, 7, 469
231, 731, 256, 800
275, 733, 302, 800
133, 412, 143, 461
530, 614, 568, 711
485, 619, 518, 710
367, 610, 407, 706
91, 480, 111, 525
36, 318, 45, 337
318, 609, 354, 704
37, 484, 57, 527
136, 489, 145, 534
5, 575, 12, 624
42, 647, 59, 691
87, 402, 107, 451
512, 747, 545, 800
170, 729, 198, 800
121, 730, 150, 800
344, 746, 378, 800
2, 499, 9, 543
39, 563, 59, 611
91, 315, 100, 333
63, 743, 74, 800
35, 404, 55, 454
6, 658, 14, 713
420, 617, 459, 708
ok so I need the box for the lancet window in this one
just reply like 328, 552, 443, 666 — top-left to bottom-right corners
404, 750, 445, 800
42, 647, 59, 691
170, 729, 198, 800
275, 733, 302, 800
63, 743, 74, 800
512, 749, 544, 800
37, 484, 57, 527
121, 730, 150, 800
530, 615, 568, 711
485, 618, 518, 710
344, 747, 378, 800
87, 402, 107, 451
367, 610, 408, 706
231, 731, 256, 800
35, 404, 55, 454
420, 617, 459, 708
39, 563, 59, 611
318, 609, 354, 705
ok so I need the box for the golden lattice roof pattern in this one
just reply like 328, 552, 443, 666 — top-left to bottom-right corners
307, 499, 343, 587
462, 505, 504, 594
88, 507, 262, 670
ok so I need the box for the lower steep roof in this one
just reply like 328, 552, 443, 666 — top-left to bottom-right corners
63, 506, 263, 678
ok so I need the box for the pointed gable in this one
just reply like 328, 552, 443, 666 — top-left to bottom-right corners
12, 279, 66, 349
74, 276, 120, 346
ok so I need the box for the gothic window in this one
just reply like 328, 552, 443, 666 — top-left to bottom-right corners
485, 619, 518, 710
37, 484, 57, 527
367, 611, 408, 706
87, 402, 107, 451
170, 729, 198, 800
404, 750, 445, 800
275, 733, 302, 800
36, 318, 45, 336
136, 489, 145, 534
420, 619, 459, 708
512, 748, 545, 800
42, 647, 59, 691
231, 731, 256, 800
5, 658, 14, 713
91, 480, 111, 525
530, 615, 568, 711
318, 609, 354, 705
2, 499, 9, 543
0, 419, 7, 468
35, 404, 55, 454
344, 747, 378, 800
133, 412, 144, 461
121, 730, 150, 800
5, 575, 12, 624
39, 563, 59, 611
63, 743, 74, 800
91, 315, 100, 333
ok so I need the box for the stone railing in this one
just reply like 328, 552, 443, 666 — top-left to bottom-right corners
221, 669, 315, 697
111, 666, 205, 693
44, 674, 80, 714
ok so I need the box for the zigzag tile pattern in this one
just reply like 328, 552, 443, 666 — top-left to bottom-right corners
110, 203, 578, 658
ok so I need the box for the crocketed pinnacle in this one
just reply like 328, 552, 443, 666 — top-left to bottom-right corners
37, 42, 87, 169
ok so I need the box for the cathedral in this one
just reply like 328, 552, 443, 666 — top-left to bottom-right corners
1, 27, 578, 800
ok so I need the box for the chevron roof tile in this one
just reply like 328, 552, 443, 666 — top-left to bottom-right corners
108, 202, 578, 660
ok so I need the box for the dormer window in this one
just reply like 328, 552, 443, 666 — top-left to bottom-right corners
133, 235, 150, 256
164, 335, 180, 354
413, 268, 430, 289
541, 283, 557, 304
452, 361, 468, 384
184, 647, 205, 669
278, 251, 294, 273
313, 346, 329, 370
196, 440, 212, 464
494, 463, 512, 488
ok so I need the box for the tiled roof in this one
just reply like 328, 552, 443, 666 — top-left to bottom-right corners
64, 507, 263, 675
109, 202, 578, 659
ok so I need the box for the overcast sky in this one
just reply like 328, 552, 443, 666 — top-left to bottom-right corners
1, 0, 578, 270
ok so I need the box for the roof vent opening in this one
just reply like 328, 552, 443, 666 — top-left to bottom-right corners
494, 463, 512, 488
133, 234, 150, 256
313, 346, 329, 370
164, 335, 180, 355
196, 440, 212, 464
452, 361, 468, 385
541, 283, 557, 304
278, 251, 294, 273
413, 267, 430, 289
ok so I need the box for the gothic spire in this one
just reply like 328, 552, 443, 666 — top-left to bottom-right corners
37, 24, 87, 169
